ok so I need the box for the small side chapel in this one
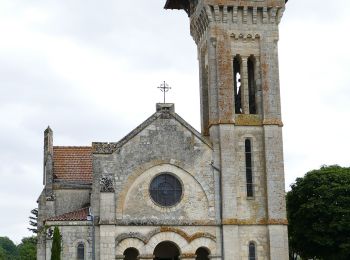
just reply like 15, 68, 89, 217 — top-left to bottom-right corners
37, 1, 290, 259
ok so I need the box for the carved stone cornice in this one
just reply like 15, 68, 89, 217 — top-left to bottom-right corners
190, 7, 210, 44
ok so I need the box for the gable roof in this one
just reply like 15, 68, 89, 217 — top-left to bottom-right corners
93, 106, 212, 154
46, 207, 89, 222
53, 146, 92, 183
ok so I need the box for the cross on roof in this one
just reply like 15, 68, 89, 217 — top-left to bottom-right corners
158, 81, 171, 103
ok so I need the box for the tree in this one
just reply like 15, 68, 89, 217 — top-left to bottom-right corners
0, 236, 18, 259
50, 227, 61, 260
17, 236, 37, 260
28, 208, 38, 234
287, 165, 350, 260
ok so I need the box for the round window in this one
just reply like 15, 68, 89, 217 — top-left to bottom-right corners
149, 173, 182, 207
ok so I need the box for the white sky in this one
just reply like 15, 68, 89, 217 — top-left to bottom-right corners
0, 0, 349, 243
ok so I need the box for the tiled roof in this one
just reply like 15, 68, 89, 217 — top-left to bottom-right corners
53, 146, 92, 182
46, 207, 89, 221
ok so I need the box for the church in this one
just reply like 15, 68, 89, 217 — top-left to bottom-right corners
37, 0, 289, 259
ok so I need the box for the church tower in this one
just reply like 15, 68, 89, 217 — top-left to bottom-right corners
165, 0, 289, 259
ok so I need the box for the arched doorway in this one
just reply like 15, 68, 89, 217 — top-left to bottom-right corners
195, 247, 210, 260
153, 241, 180, 260
124, 247, 139, 260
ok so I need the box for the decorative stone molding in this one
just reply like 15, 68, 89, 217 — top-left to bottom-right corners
115, 219, 217, 226
138, 254, 155, 259
190, 7, 210, 44
100, 176, 114, 192
115, 232, 147, 245
222, 218, 288, 225
201, 5, 285, 26
235, 114, 263, 126
263, 118, 284, 126
208, 119, 235, 127
230, 33, 261, 40
115, 227, 216, 245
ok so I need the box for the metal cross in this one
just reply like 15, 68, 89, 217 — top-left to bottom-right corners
157, 81, 171, 103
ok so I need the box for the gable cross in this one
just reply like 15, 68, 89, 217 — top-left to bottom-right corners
158, 81, 171, 103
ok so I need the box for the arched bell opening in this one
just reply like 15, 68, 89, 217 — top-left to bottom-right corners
123, 247, 139, 260
153, 241, 180, 260
233, 55, 243, 114
195, 247, 210, 260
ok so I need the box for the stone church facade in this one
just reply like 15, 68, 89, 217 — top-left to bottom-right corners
37, 1, 289, 259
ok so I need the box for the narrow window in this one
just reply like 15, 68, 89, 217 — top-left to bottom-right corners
233, 55, 242, 114
249, 242, 256, 260
248, 56, 256, 114
245, 139, 254, 197
77, 243, 84, 260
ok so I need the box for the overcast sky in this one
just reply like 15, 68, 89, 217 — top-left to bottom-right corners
0, 0, 349, 243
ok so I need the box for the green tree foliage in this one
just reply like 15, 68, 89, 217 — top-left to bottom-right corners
0, 237, 18, 259
0, 236, 37, 260
28, 208, 38, 234
17, 236, 37, 260
287, 165, 350, 260
50, 227, 61, 260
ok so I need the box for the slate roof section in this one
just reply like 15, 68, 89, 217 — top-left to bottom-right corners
53, 146, 92, 183
46, 207, 89, 221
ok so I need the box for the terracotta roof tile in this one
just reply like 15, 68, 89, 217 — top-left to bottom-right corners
53, 146, 92, 183
46, 207, 89, 221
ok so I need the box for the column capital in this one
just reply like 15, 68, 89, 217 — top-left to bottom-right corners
179, 253, 196, 259
138, 254, 154, 260
209, 254, 222, 259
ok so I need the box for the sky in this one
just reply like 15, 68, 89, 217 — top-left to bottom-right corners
0, 0, 349, 244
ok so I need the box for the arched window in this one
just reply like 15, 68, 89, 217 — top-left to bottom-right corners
249, 242, 256, 260
124, 247, 139, 260
195, 247, 210, 260
247, 56, 257, 114
233, 55, 242, 114
77, 243, 84, 260
245, 139, 254, 197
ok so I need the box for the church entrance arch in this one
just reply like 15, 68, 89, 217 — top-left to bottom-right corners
153, 241, 180, 260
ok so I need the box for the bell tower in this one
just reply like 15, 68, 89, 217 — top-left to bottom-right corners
165, 0, 289, 259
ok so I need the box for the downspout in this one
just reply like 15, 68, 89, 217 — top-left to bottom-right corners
210, 161, 224, 260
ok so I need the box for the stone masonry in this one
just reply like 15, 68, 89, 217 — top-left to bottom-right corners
37, 1, 289, 259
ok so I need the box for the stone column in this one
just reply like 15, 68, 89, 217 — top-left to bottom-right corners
207, 37, 219, 124
241, 57, 250, 114
254, 57, 263, 115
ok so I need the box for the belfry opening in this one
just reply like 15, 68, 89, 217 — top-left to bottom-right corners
153, 241, 180, 260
